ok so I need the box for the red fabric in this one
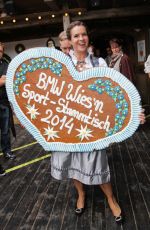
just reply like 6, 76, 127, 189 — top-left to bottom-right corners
120, 54, 134, 82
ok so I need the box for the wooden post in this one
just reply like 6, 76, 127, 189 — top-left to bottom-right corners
63, 14, 70, 31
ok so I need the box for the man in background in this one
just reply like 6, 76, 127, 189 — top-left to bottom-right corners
58, 31, 72, 55
0, 42, 16, 161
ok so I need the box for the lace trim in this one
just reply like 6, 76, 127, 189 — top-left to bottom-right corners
51, 164, 109, 177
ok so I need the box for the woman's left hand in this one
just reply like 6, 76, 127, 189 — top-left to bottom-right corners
139, 109, 146, 124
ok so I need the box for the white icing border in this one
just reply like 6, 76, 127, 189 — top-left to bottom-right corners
6, 47, 141, 152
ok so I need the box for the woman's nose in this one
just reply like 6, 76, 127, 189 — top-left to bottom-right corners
79, 35, 84, 40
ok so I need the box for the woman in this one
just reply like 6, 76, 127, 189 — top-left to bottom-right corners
51, 21, 145, 224
109, 38, 134, 82
51, 21, 122, 224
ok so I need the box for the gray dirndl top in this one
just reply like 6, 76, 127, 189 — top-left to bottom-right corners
51, 53, 110, 185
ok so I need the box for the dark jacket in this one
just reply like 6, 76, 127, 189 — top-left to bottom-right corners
0, 58, 16, 137
0, 58, 9, 104
120, 54, 134, 82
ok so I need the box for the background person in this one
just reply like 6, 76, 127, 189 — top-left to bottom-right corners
105, 46, 112, 66
0, 42, 16, 160
144, 54, 150, 78
58, 31, 72, 55
109, 38, 134, 82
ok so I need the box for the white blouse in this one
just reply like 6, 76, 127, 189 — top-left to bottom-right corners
70, 52, 107, 71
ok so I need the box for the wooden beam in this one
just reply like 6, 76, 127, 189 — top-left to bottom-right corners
0, 18, 62, 30
0, 5, 150, 31
72, 5, 150, 21
0, 8, 86, 30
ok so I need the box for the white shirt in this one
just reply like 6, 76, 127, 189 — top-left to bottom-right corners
144, 55, 150, 73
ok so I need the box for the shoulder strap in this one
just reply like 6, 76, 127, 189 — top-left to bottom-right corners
90, 55, 99, 67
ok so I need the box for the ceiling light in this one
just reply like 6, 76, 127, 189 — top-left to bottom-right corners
0, 12, 7, 17
12, 19, 16, 23
38, 16, 42, 20
134, 28, 141, 32
25, 17, 29, 21
78, 11, 82, 15
0, 21, 4, 24
51, 14, 55, 18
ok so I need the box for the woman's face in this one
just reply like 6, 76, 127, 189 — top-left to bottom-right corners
110, 42, 121, 55
70, 25, 89, 53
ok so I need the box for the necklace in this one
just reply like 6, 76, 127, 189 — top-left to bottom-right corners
76, 60, 86, 71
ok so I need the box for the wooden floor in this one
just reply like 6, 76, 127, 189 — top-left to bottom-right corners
0, 123, 150, 230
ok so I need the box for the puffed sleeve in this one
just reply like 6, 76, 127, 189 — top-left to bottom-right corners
98, 57, 108, 67
144, 55, 150, 73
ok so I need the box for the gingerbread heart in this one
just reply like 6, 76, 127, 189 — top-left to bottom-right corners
6, 48, 141, 152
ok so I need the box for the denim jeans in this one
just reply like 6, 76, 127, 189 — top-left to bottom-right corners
0, 104, 11, 154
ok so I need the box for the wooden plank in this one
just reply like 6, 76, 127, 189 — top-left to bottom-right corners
45, 180, 72, 230
2, 158, 49, 229
19, 176, 58, 230
0, 143, 44, 197
107, 143, 136, 230
75, 186, 92, 230
58, 182, 78, 230
91, 186, 106, 230
18, 172, 52, 230
0, 149, 46, 229
122, 139, 150, 229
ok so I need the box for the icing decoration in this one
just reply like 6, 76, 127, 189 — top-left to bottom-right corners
6, 47, 141, 152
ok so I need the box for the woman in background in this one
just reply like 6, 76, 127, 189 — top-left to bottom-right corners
109, 38, 134, 82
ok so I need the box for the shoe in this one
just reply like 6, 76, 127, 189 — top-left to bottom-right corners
4, 152, 16, 160
75, 196, 85, 216
75, 207, 85, 215
0, 166, 6, 177
108, 197, 124, 224
114, 213, 124, 224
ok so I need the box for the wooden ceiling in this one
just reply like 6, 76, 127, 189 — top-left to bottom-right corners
0, 0, 150, 41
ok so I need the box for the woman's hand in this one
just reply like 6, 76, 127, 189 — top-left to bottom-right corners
139, 109, 146, 124
0, 75, 6, 86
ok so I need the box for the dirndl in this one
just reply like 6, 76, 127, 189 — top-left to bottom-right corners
51, 150, 110, 185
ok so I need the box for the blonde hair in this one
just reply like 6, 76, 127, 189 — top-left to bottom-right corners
58, 31, 68, 42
